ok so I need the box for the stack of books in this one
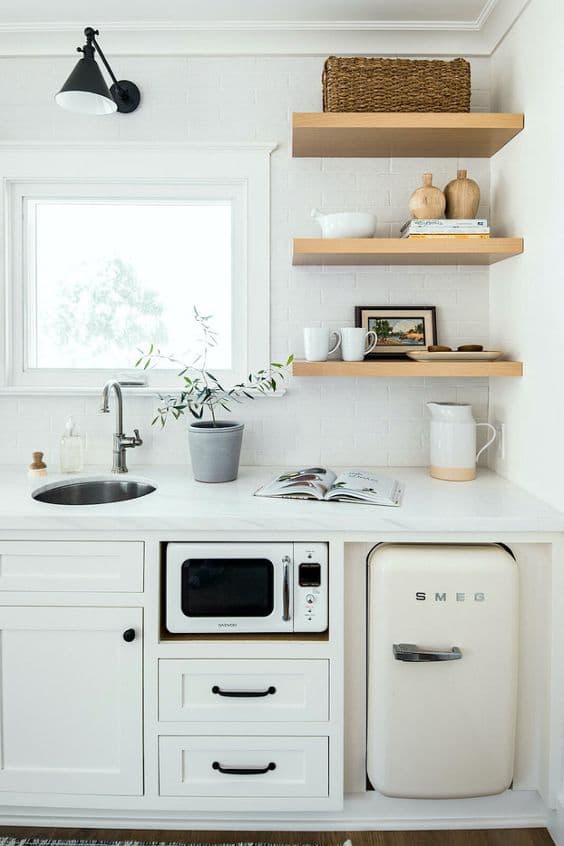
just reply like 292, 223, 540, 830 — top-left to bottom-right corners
400, 219, 490, 239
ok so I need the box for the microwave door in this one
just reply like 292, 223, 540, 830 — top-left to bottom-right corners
178, 556, 293, 633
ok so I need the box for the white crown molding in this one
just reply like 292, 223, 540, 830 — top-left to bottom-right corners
474, 0, 500, 29
0, 1, 528, 57
0, 17, 494, 34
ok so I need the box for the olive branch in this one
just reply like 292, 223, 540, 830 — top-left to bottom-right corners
136, 307, 293, 427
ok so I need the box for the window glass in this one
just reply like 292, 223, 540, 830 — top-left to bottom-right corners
32, 201, 232, 370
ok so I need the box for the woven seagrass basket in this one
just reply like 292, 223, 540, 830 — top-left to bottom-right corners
322, 57, 471, 112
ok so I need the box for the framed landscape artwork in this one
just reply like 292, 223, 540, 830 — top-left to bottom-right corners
355, 306, 437, 358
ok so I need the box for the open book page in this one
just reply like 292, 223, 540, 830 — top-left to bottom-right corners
325, 470, 404, 506
255, 467, 337, 500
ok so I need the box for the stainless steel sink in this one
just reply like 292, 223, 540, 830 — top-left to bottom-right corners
32, 478, 157, 506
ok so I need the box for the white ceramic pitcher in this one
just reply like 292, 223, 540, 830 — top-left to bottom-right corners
427, 402, 496, 481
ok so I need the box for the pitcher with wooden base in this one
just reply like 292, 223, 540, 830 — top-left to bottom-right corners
427, 402, 496, 481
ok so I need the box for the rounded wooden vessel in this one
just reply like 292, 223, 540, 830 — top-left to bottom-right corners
409, 173, 446, 219
444, 169, 480, 219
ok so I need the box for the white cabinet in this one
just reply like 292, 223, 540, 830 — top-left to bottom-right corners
0, 541, 144, 592
159, 659, 329, 722
0, 606, 143, 795
159, 735, 328, 797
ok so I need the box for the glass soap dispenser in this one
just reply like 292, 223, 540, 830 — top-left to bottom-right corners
60, 416, 85, 473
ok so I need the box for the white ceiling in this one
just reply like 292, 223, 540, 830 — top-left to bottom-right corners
0, 0, 531, 56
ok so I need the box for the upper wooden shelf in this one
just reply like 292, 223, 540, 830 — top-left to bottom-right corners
292, 112, 524, 158
293, 360, 523, 379
293, 237, 523, 266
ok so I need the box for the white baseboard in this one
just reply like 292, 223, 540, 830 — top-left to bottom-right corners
0, 790, 548, 832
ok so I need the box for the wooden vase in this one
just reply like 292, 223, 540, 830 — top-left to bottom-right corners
409, 173, 446, 220
444, 169, 480, 219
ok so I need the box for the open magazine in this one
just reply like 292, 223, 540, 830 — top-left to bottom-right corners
255, 467, 404, 507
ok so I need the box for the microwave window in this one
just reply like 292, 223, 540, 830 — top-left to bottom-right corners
181, 558, 274, 617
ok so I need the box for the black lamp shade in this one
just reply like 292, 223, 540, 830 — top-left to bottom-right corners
55, 55, 117, 115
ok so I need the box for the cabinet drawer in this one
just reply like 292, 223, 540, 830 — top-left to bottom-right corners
159, 735, 328, 797
159, 659, 329, 722
0, 542, 143, 592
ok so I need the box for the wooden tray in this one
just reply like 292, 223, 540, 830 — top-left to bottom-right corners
406, 350, 503, 362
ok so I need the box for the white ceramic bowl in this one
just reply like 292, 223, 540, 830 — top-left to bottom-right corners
311, 209, 377, 239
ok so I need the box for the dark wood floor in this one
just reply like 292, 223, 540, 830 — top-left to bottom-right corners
0, 827, 553, 846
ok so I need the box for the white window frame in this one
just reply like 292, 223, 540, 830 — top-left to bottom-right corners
0, 142, 275, 393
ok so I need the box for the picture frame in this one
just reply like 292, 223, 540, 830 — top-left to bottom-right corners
354, 306, 437, 359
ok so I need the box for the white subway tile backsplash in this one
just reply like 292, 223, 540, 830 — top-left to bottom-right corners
389, 157, 458, 176
0, 54, 492, 469
388, 446, 429, 467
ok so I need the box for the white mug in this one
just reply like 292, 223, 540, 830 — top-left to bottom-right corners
304, 327, 341, 362
341, 327, 377, 361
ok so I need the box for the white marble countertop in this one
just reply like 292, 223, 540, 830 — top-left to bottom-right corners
0, 464, 562, 535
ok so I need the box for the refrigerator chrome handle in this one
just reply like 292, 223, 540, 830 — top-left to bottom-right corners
393, 643, 462, 662
282, 556, 291, 622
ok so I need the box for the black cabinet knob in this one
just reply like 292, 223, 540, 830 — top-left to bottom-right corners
123, 628, 136, 642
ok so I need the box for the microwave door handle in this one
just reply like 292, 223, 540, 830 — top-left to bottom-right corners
282, 556, 291, 622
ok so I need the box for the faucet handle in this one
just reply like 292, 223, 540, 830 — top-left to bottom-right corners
120, 429, 143, 450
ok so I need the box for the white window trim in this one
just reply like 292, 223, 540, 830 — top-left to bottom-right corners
0, 141, 276, 394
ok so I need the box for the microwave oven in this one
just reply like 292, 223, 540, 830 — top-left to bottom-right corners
165, 542, 328, 633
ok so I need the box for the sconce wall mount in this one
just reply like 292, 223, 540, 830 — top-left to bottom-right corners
56, 27, 141, 115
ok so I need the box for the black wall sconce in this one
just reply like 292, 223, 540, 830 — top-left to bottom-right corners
56, 27, 141, 115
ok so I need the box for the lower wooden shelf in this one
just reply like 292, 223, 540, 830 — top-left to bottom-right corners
293, 360, 523, 378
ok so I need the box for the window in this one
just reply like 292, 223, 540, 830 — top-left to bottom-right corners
2, 144, 273, 390
32, 200, 232, 371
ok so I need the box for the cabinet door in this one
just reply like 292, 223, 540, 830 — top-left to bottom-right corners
0, 607, 143, 795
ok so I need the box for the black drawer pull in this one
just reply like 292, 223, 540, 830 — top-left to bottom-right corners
212, 761, 276, 775
212, 685, 276, 698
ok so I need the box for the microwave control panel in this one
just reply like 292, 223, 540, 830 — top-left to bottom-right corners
293, 542, 328, 632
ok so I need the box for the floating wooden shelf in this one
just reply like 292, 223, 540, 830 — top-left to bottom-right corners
293, 237, 523, 266
292, 112, 524, 158
293, 360, 523, 378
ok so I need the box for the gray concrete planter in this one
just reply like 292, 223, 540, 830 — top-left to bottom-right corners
188, 421, 244, 483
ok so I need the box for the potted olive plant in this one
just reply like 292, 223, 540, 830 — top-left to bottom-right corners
137, 308, 293, 483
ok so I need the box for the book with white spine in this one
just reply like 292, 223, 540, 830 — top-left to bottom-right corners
401, 218, 488, 234
401, 218, 488, 227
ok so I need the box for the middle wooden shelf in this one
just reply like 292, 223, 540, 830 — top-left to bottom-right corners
293, 237, 523, 266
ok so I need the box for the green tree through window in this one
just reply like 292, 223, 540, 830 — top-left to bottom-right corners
54, 257, 168, 364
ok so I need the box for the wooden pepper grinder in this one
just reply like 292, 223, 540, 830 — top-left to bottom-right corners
444, 169, 480, 219
28, 451, 47, 478
409, 173, 446, 219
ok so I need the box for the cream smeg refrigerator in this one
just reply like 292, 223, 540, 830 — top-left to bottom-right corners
367, 544, 518, 799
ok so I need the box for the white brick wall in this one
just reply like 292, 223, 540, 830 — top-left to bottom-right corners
0, 54, 491, 470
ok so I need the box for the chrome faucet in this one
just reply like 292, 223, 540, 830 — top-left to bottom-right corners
100, 379, 143, 473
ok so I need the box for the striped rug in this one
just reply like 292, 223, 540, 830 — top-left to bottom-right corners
0, 840, 349, 846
